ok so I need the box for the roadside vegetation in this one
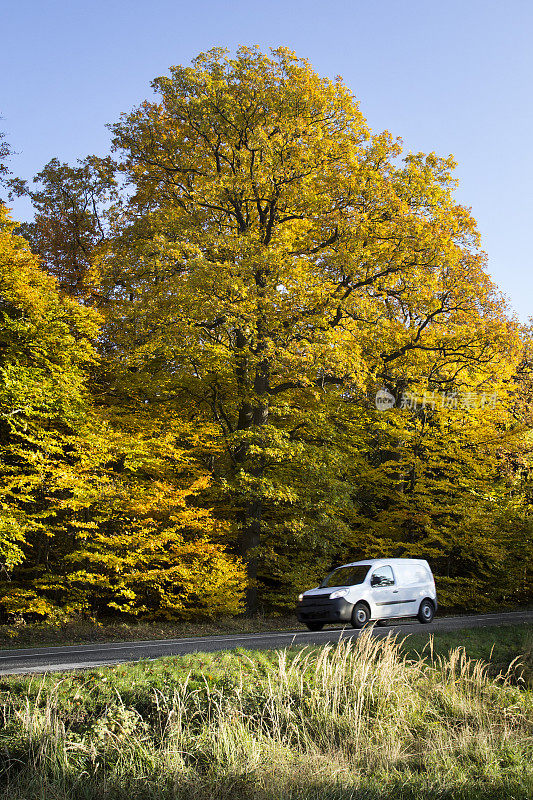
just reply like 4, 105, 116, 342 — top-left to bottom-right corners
0, 613, 300, 650
1, 626, 532, 799
403, 623, 533, 683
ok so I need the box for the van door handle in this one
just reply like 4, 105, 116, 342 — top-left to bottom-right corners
393, 590, 399, 593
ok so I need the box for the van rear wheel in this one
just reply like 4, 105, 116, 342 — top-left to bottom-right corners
418, 599, 435, 624
305, 621, 324, 631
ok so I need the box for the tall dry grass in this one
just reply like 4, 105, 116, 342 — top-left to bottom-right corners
1, 631, 532, 799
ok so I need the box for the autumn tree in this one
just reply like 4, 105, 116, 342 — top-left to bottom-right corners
33, 406, 246, 620
0, 202, 246, 620
96, 46, 518, 609
9, 48, 528, 615
348, 387, 533, 610
0, 203, 100, 614
12, 157, 115, 298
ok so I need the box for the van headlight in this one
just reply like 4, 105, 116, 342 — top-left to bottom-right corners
329, 588, 349, 600
298, 593, 304, 602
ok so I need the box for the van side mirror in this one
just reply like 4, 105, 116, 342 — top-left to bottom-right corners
370, 576, 380, 587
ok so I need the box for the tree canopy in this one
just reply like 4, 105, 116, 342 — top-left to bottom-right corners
1, 48, 532, 619
101, 47, 522, 608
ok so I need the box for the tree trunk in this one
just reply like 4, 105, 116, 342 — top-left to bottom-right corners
234, 325, 269, 611
241, 493, 262, 611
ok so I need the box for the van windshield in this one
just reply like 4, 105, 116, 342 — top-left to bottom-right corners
321, 565, 370, 588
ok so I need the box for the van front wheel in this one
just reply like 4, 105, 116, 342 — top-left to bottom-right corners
351, 602, 371, 629
418, 600, 435, 624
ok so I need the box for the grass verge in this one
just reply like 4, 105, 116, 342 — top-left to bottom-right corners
0, 613, 300, 650
0, 625, 532, 799
402, 623, 533, 682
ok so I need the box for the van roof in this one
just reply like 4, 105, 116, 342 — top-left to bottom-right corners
339, 558, 430, 569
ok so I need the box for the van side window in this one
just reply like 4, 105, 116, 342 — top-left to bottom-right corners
370, 566, 395, 587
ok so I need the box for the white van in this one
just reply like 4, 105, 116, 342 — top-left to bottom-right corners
296, 558, 437, 631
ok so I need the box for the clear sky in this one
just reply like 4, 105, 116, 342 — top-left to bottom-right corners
2, 0, 532, 321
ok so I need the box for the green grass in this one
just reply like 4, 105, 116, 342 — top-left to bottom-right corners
0, 625, 532, 799
403, 623, 533, 682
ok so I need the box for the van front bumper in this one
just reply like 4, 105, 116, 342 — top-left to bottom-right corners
296, 595, 354, 624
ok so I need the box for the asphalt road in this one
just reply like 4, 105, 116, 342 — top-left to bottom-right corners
0, 610, 531, 675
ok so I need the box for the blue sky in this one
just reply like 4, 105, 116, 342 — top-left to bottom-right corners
2, 0, 532, 321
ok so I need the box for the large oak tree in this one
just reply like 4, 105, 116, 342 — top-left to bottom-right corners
97, 47, 518, 608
